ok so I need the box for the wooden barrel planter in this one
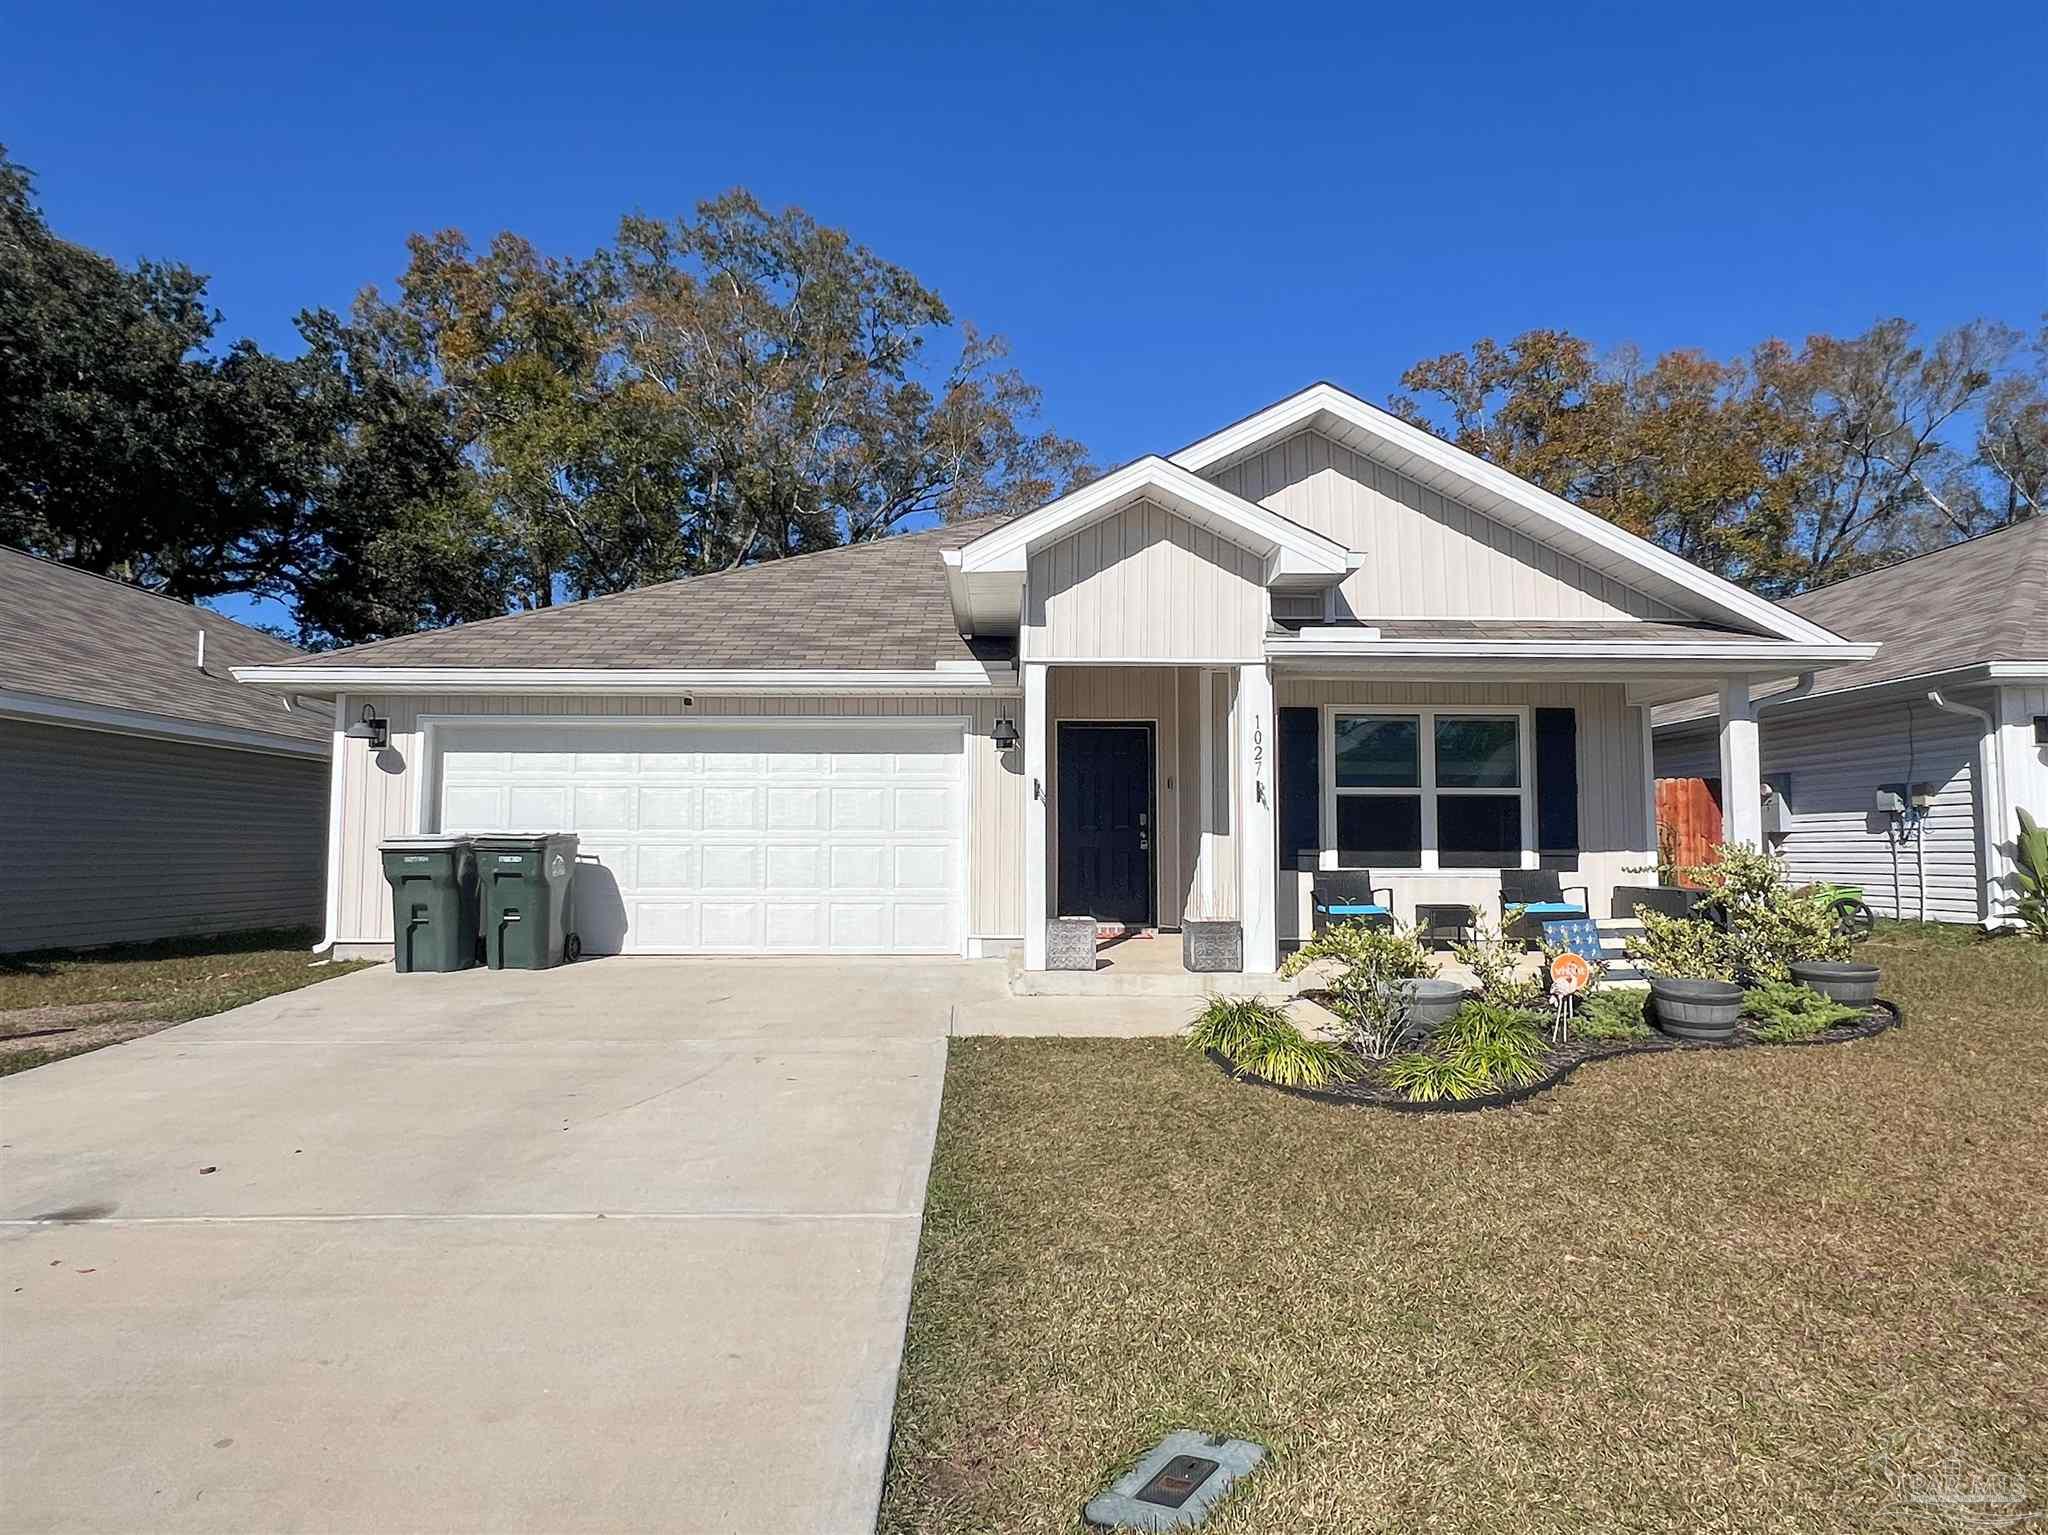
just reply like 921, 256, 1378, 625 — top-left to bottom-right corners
1649, 978, 1743, 1042
1790, 961, 1881, 1007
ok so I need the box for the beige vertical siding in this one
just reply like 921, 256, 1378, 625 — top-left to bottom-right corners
333, 692, 1024, 945
1024, 500, 1268, 661
1, 720, 325, 953
1209, 429, 1682, 621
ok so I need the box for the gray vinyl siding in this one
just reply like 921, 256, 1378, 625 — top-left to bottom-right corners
1654, 695, 1987, 923
1207, 428, 1685, 621
0, 719, 326, 953
1024, 500, 1268, 661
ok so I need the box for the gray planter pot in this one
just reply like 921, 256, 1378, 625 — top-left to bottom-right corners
1045, 916, 1098, 971
1391, 977, 1468, 1045
1649, 978, 1743, 1041
1182, 920, 1243, 973
1790, 960, 1879, 1007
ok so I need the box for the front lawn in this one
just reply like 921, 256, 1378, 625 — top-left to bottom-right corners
880, 926, 2048, 1533
0, 928, 372, 1076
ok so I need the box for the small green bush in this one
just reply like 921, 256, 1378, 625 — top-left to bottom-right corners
1453, 915, 1545, 1008
1686, 842, 1851, 981
1381, 1000, 1551, 1102
1280, 920, 1434, 1057
2014, 808, 2048, 941
1741, 982, 1862, 1042
1578, 987, 1652, 1041
1187, 996, 1360, 1089
1624, 910, 1737, 980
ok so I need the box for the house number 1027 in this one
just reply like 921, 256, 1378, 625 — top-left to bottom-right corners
1252, 716, 1267, 805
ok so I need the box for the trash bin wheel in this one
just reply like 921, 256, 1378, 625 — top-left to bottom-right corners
565, 932, 582, 962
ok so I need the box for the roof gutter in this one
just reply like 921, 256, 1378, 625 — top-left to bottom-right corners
231, 665, 1022, 695
0, 689, 329, 758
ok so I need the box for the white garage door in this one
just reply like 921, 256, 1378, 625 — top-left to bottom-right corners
433, 721, 967, 955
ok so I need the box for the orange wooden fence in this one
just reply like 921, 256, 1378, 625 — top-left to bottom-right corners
1655, 777, 1723, 884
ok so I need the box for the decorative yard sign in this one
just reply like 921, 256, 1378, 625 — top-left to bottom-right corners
1083, 1430, 1266, 1530
1548, 950, 1595, 1045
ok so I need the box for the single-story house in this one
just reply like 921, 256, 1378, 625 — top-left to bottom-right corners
1, 546, 330, 954
234, 382, 1877, 972
1655, 519, 2048, 926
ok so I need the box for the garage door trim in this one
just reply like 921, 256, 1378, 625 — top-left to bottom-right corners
417, 713, 976, 957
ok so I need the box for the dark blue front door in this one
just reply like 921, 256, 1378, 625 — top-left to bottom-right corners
1057, 722, 1155, 924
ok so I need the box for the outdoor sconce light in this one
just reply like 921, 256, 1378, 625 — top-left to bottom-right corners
344, 703, 389, 750
992, 715, 1021, 751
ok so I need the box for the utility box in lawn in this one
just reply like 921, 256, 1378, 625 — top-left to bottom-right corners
475, 833, 580, 969
379, 836, 480, 973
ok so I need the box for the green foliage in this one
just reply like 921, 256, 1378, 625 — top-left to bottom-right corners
1741, 982, 1861, 1043
1452, 915, 1544, 1008
1186, 997, 1359, 1090
1382, 1001, 1551, 1102
1282, 921, 1434, 1056
2013, 808, 2048, 941
1625, 910, 1738, 981
1578, 988, 1653, 1041
1684, 842, 1852, 982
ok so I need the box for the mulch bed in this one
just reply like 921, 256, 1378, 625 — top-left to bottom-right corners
1211, 998, 1905, 1114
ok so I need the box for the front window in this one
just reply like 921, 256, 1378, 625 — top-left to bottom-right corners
1327, 710, 1530, 870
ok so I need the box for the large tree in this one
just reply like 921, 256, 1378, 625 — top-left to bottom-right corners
1392, 318, 2041, 593
351, 191, 1092, 606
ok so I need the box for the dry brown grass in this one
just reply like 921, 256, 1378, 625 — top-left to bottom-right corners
880, 926, 2048, 1533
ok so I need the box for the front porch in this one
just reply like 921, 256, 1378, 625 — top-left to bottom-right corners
1014, 659, 1766, 984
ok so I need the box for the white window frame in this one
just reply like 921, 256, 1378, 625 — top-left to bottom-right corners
1317, 704, 1537, 874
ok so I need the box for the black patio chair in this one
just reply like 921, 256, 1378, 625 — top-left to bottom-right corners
1311, 871, 1396, 935
1499, 868, 1591, 944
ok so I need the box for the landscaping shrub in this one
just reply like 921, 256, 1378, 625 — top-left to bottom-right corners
1383, 1000, 1550, 1102
1185, 996, 1359, 1088
2014, 809, 2048, 942
1625, 909, 1738, 980
1578, 987, 1653, 1041
1280, 920, 1433, 1056
1742, 982, 1862, 1042
1454, 915, 1545, 1008
1687, 842, 1851, 981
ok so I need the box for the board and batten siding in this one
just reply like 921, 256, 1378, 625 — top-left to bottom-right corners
1024, 500, 1268, 662
0, 719, 325, 953
1654, 693, 1987, 924
331, 692, 1025, 948
1272, 680, 1654, 936
1208, 428, 1684, 622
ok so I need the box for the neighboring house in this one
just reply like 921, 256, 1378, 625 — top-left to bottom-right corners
1654, 520, 2048, 926
0, 547, 330, 954
234, 382, 1875, 972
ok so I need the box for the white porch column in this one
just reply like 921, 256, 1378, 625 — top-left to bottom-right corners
1022, 661, 1050, 970
1235, 661, 1278, 972
1718, 675, 1763, 848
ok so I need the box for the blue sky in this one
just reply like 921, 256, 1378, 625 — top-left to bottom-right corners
7, 0, 2043, 621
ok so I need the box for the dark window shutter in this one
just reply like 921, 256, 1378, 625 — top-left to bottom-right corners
1278, 707, 1321, 873
1534, 707, 1580, 856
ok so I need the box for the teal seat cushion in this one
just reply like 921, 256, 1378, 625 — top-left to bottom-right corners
1520, 901, 1587, 915
1325, 903, 1389, 916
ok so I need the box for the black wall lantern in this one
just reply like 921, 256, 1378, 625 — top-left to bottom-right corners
344, 703, 389, 750
991, 713, 1020, 751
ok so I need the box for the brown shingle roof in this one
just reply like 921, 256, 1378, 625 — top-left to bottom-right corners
280, 516, 1017, 672
0, 547, 327, 744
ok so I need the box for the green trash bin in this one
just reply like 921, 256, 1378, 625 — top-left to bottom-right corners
379, 836, 480, 973
475, 833, 580, 970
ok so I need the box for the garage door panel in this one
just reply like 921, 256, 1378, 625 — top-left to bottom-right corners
434, 721, 964, 955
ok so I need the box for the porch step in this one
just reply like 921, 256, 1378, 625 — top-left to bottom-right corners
1594, 919, 1647, 983
1004, 947, 1296, 1000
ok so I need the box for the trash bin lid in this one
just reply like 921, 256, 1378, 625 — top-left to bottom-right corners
379, 834, 473, 852
470, 831, 565, 850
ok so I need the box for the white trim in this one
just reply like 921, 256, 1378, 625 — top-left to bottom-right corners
418, 712, 977, 960
954, 455, 1351, 579
313, 695, 348, 955
1236, 662, 1277, 971
1199, 669, 1218, 917
232, 666, 1019, 695
1171, 383, 1855, 648
1318, 703, 1537, 874
0, 689, 329, 758
1655, 660, 2048, 732
1266, 635, 1879, 665
1718, 678, 1763, 847
1022, 663, 1049, 969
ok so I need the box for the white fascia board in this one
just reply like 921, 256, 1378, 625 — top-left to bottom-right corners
1172, 382, 1848, 648
940, 548, 975, 637
230, 665, 1017, 695
1651, 659, 2048, 732
1265, 636, 1879, 665
955, 455, 1350, 580
0, 689, 329, 758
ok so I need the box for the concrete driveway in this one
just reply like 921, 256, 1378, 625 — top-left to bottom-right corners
0, 957, 997, 1534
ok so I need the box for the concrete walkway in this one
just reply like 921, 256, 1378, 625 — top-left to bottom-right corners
0, 956, 1178, 1534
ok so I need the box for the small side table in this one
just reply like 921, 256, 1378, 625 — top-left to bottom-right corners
1414, 903, 1476, 949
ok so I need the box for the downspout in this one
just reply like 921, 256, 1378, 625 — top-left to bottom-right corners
311, 694, 348, 956
1926, 690, 2004, 927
